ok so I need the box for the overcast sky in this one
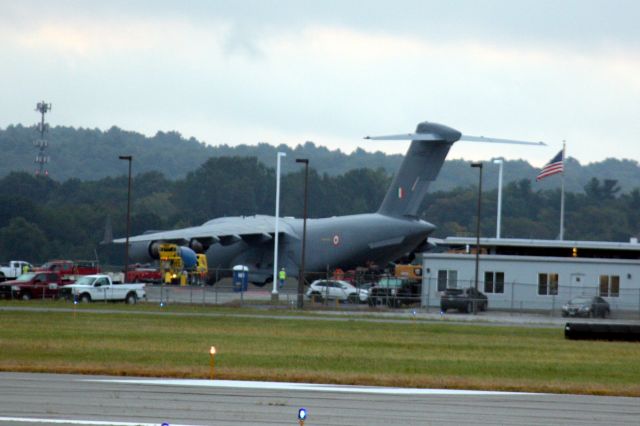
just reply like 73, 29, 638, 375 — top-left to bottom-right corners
1, 0, 639, 167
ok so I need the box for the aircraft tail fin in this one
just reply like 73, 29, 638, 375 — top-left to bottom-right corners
368, 121, 544, 218
100, 216, 113, 245
369, 122, 460, 218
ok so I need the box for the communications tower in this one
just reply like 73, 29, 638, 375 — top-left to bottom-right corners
34, 101, 52, 176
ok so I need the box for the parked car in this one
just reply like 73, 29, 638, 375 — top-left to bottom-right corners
358, 282, 375, 292
562, 296, 610, 318
440, 287, 488, 313
0, 271, 65, 300
368, 276, 421, 308
305, 279, 369, 303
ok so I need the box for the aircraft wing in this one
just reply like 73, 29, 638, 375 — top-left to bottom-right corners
113, 215, 293, 246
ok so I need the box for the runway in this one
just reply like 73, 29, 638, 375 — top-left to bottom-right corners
0, 373, 638, 425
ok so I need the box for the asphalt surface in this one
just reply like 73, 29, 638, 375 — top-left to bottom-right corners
1, 372, 639, 426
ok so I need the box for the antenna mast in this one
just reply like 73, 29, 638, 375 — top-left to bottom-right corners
34, 101, 52, 176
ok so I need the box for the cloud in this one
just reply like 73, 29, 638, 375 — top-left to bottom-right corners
1, 16, 226, 57
1, 1, 639, 166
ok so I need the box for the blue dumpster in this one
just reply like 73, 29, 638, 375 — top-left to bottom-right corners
232, 265, 249, 292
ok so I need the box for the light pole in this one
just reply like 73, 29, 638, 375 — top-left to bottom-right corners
493, 159, 503, 239
296, 158, 309, 309
272, 151, 287, 302
119, 155, 132, 278
471, 162, 483, 314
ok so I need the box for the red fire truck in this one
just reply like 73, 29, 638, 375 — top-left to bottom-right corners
35, 260, 101, 282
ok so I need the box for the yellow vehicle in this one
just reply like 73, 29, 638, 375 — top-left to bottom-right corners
394, 264, 422, 281
158, 243, 208, 286
189, 253, 208, 286
159, 243, 187, 285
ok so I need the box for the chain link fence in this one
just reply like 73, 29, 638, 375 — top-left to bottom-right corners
423, 278, 640, 319
145, 268, 383, 309
4, 266, 640, 319
143, 273, 640, 319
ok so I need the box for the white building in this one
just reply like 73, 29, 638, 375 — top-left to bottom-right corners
421, 237, 640, 313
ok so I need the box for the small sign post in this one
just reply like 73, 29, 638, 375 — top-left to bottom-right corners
209, 346, 216, 380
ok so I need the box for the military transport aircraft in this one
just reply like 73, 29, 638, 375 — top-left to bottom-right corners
116, 121, 544, 285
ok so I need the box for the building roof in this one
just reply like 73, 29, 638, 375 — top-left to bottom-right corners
440, 237, 640, 252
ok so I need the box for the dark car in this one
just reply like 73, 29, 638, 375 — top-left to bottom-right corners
440, 287, 488, 313
368, 277, 421, 308
562, 296, 610, 318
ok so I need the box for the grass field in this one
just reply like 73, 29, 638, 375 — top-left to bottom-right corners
1, 302, 639, 396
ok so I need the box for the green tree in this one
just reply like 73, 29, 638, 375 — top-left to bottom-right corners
172, 157, 274, 224
584, 178, 621, 200
0, 217, 48, 262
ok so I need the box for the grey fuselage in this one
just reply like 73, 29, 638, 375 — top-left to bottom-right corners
199, 213, 434, 283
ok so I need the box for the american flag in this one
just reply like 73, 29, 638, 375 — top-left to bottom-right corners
536, 150, 564, 181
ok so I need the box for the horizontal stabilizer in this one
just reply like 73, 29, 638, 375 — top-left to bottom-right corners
460, 135, 546, 146
365, 133, 545, 146
364, 133, 442, 141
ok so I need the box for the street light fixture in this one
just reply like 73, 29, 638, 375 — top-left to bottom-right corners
295, 158, 309, 309
470, 162, 483, 315
119, 155, 132, 279
272, 151, 287, 302
493, 159, 503, 239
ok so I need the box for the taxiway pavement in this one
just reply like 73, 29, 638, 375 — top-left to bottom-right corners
0, 372, 638, 425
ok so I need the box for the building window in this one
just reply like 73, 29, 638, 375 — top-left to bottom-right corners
484, 271, 504, 293
449, 270, 458, 289
437, 269, 458, 291
599, 275, 620, 297
538, 273, 558, 295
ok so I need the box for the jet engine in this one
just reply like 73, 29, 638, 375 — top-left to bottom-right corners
129, 240, 162, 262
129, 239, 200, 267
188, 239, 211, 254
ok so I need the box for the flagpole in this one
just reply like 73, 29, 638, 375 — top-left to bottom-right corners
559, 140, 566, 240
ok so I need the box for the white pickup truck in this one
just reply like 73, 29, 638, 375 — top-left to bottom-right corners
61, 274, 146, 304
0, 260, 34, 282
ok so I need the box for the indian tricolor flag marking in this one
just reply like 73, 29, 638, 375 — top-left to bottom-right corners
398, 186, 404, 199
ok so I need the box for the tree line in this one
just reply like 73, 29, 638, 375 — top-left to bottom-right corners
0, 155, 638, 266
2, 124, 640, 193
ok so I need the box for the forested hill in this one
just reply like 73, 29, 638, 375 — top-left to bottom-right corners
2, 124, 639, 193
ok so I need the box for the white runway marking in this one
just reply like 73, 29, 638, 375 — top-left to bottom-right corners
0, 417, 202, 426
88, 378, 539, 396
